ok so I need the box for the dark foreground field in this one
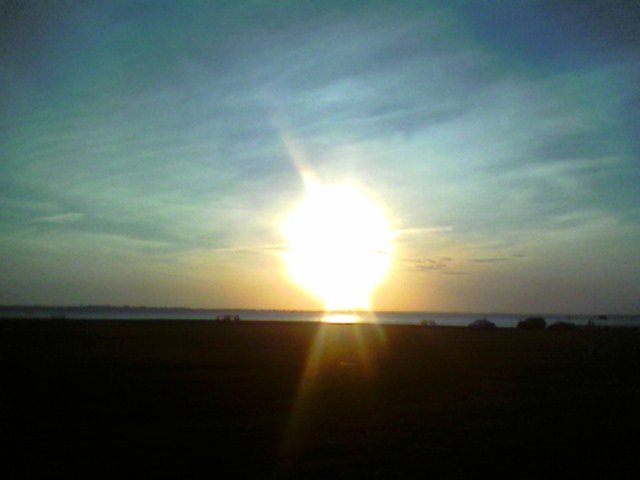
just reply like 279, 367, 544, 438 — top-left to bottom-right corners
2, 320, 640, 478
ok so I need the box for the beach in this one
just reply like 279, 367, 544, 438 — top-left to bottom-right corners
3, 319, 640, 478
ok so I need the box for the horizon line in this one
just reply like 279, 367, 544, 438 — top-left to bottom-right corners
0, 304, 633, 317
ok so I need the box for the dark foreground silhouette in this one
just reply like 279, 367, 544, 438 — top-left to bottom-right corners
2, 320, 639, 478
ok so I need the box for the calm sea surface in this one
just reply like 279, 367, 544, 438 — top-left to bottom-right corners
2, 308, 639, 328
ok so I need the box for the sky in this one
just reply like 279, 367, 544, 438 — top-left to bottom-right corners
1, 0, 639, 314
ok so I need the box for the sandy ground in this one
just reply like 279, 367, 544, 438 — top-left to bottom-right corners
2, 319, 640, 478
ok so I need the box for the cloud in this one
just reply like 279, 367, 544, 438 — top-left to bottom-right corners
471, 257, 511, 264
415, 263, 447, 272
404, 257, 456, 273
208, 244, 287, 255
405, 256, 477, 275
397, 226, 454, 234
469, 255, 525, 264
394, 227, 454, 243
33, 213, 84, 224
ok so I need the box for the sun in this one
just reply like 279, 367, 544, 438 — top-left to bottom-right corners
281, 178, 393, 311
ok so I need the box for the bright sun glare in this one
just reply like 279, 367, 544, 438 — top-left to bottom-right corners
281, 178, 393, 311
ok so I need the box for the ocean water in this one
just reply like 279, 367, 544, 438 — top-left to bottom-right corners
1, 308, 639, 328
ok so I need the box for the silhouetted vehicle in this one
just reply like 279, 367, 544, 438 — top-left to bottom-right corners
547, 321, 577, 331
597, 315, 608, 320
468, 319, 496, 329
420, 319, 437, 327
517, 317, 546, 330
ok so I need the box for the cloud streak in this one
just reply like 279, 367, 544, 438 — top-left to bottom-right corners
471, 258, 512, 264
32, 213, 84, 224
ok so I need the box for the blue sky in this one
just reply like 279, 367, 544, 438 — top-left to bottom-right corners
1, 1, 639, 313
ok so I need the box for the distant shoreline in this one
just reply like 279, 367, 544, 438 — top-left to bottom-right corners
1, 317, 639, 332
0, 305, 634, 318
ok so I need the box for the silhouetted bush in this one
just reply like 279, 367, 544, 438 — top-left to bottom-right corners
469, 319, 496, 329
517, 317, 546, 330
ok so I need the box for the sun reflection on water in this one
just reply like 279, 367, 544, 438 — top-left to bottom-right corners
322, 313, 363, 324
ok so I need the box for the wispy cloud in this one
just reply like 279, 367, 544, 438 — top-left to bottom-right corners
394, 227, 454, 242
404, 256, 456, 273
208, 244, 287, 255
471, 257, 511, 264
32, 213, 84, 224
396, 227, 454, 235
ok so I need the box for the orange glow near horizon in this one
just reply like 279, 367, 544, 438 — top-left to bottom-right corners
280, 177, 393, 312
